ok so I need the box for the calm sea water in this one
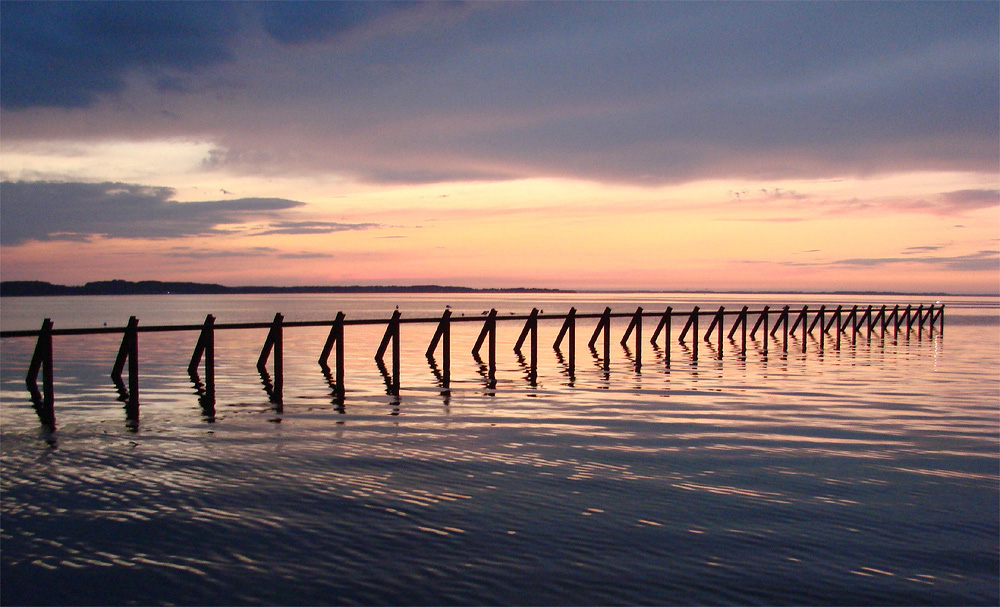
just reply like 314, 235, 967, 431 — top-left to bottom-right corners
1, 293, 997, 606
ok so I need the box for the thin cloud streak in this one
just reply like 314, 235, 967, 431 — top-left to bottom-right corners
165, 246, 332, 260
251, 221, 381, 236
782, 250, 999, 273
721, 187, 999, 219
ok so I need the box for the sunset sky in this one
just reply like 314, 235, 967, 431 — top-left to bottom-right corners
1, 1, 997, 293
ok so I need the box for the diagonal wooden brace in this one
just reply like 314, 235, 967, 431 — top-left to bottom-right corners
26, 318, 55, 427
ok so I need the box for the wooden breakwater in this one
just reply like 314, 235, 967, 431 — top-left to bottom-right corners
1, 303, 944, 429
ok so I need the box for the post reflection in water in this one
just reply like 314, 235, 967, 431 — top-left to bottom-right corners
471, 351, 497, 393
189, 370, 216, 422
258, 368, 282, 410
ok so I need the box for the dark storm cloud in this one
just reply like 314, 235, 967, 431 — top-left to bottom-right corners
0, 180, 310, 244
0, 1, 240, 109
1, 1, 996, 185
0, 1, 417, 110
319, 0, 997, 183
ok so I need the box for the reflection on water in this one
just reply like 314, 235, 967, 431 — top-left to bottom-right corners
1, 294, 997, 605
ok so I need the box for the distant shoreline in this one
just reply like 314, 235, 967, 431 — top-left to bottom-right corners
0, 280, 989, 298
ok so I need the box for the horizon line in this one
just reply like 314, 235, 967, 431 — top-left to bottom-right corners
0, 279, 995, 298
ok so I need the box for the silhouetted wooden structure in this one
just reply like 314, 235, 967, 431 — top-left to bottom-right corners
3, 303, 945, 429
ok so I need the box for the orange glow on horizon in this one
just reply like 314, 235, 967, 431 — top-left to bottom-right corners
1, 162, 996, 293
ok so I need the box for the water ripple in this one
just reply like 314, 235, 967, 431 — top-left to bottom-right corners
2, 300, 997, 605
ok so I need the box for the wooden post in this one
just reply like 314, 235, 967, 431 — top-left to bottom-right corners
531, 311, 538, 380
771, 305, 789, 353
704, 306, 724, 359
635, 307, 642, 370
589, 307, 612, 371
319, 312, 346, 396
26, 318, 55, 428
257, 313, 284, 402
836, 307, 842, 350
902, 304, 913, 338
426, 310, 451, 389
442, 311, 451, 388
678, 306, 700, 361
800, 306, 807, 353
665, 307, 672, 365
888, 304, 900, 339
553, 307, 576, 378
621, 306, 643, 371
873, 305, 887, 339
693, 310, 698, 361
727, 306, 748, 358
678, 306, 698, 341
769, 307, 782, 337
857, 305, 871, 340
651, 307, 673, 366
489, 311, 496, 381
840, 305, 854, 334
762, 309, 768, 356
111, 316, 140, 410
726, 306, 745, 340
188, 314, 216, 399
750, 306, 769, 356
783, 306, 789, 354
514, 308, 539, 382
472, 309, 498, 383
823, 305, 841, 333
718, 307, 724, 359
739, 306, 748, 357
788, 306, 807, 353
568, 308, 575, 376
915, 304, 924, 339
704, 306, 722, 340
816, 306, 825, 351
807, 305, 825, 335
808, 305, 825, 351
846, 305, 858, 344
393, 314, 400, 393
750, 305, 770, 340
936, 304, 945, 334
375, 310, 401, 394
790, 307, 805, 334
